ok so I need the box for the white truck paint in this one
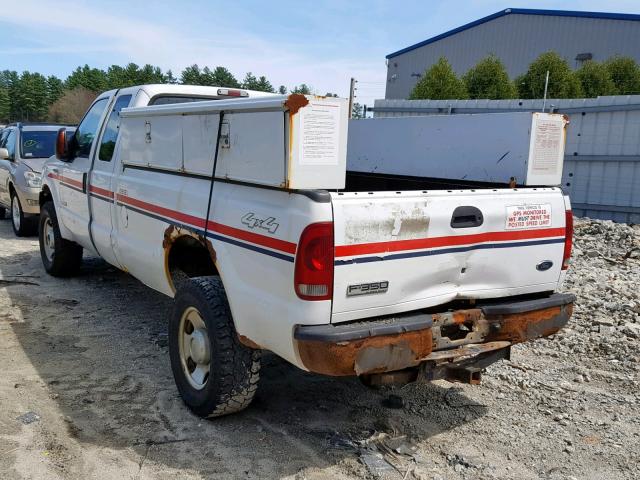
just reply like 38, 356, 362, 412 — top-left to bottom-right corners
39, 84, 575, 417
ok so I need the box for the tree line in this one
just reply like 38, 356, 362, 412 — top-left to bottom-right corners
410, 52, 640, 100
0, 63, 314, 124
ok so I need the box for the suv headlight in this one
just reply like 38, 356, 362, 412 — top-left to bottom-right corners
24, 171, 42, 188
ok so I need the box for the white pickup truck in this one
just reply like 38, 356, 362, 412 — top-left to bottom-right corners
39, 84, 575, 418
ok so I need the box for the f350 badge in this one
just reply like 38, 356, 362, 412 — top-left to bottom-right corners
347, 281, 389, 296
241, 213, 279, 234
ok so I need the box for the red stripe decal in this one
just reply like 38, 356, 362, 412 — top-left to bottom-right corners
89, 184, 114, 199
207, 221, 297, 254
114, 193, 297, 254
115, 193, 207, 229
335, 227, 566, 257
48, 172, 83, 189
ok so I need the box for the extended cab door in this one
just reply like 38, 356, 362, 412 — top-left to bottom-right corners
89, 93, 132, 267
57, 96, 111, 249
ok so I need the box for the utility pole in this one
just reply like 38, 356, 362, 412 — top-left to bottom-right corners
348, 77, 357, 118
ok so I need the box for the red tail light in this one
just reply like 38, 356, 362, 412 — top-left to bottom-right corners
562, 210, 573, 270
295, 222, 334, 300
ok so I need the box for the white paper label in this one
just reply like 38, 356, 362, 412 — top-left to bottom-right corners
505, 204, 552, 230
531, 117, 563, 174
298, 101, 340, 165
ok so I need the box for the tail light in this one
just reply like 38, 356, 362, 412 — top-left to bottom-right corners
294, 222, 334, 300
217, 88, 248, 97
562, 210, 573, 270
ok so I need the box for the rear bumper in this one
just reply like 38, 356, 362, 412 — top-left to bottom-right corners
294, 293, 574, 376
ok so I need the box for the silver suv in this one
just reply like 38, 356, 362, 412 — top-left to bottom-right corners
0, 123, 74, 236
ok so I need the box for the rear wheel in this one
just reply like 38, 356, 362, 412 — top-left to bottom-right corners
39, 201, 83, 277
11, 192, 36, 236
169, 276, 261, 418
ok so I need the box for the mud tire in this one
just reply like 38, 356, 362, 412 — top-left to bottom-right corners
169, 276, 261, 418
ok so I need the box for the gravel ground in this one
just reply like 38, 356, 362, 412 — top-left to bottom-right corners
0, 216, 638, 480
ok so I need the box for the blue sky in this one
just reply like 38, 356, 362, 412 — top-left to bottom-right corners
0, 0, 638, 105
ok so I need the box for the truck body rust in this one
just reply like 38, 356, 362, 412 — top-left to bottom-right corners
296, 301, 572, 377
296, 328, 433, 377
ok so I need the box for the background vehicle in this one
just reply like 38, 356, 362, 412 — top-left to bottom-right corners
0, 123, 74, 236
39, 85, 574, 418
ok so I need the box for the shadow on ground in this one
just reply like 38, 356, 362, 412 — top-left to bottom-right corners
0, 220, 486, 478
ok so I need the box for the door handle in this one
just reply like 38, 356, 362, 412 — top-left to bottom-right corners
451, 206, 484, 228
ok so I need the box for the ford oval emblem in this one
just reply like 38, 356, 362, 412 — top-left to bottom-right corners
536, 260, 553, 271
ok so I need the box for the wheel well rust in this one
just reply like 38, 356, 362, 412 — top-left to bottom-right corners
163, 225, 263, 350
164, 225, 219, 290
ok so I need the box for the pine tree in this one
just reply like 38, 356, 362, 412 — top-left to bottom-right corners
65, 64, 108, 92
409, 57, 467, 100
180, 64, 203, 85
291, 84, 311, 94
241, 72, 259, 90
210, 67, 240, 88
13, 72, 49, 121
254, 76, 275, 93
463, 54, 516, 99
278, 85, 287, 94
46, 75, 65, 105
166, 70, 178, 84
0, 86, 9, 122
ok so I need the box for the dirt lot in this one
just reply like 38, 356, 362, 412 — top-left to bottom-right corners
0, 217, 639, 480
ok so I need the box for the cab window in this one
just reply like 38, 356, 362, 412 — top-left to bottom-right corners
75, 98, 109, 158
0, 129, 9, 148
98, 95, 132, 161
5, 129, 16, 159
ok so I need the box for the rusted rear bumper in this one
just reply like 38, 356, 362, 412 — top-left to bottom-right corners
294, 293, 575, 377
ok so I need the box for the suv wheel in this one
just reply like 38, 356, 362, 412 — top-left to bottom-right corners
39, 201, 83, 276
11, 191, 36, 236
169, 276, 261, 418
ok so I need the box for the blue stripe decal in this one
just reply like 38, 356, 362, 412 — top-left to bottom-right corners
207, 233, 295, 263
335, 238, 565, 266
118, 202, 294, 263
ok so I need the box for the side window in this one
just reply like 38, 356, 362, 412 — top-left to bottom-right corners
5, 130, 16, 159
75, 98, 109, 158
98, 94, 132, 161
0, 129, 9, 148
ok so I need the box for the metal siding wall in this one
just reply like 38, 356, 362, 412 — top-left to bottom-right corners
372, 96, 640, 223
386, 15, 640, 100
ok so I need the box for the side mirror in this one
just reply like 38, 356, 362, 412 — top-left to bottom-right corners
0, 147, 8, 160
56, 128, 72, 161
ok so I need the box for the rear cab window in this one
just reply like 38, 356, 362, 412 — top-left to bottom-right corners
149, 95, 218, 106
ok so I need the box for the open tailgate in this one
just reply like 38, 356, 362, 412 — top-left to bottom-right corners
330, 188, 569, 323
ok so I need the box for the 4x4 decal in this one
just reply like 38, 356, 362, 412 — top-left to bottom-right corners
241, 213, 279, 234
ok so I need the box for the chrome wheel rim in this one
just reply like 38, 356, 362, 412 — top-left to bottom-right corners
12, 198, 20, 230
42, 218, 55, 261
178, 307, 210, 390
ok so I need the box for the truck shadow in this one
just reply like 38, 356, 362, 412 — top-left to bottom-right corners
0, 222, 486, 478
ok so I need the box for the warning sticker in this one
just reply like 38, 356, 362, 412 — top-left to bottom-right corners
505, 204, 552, 230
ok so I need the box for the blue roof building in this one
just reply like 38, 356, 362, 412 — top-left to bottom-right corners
385, 9, 640, 99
